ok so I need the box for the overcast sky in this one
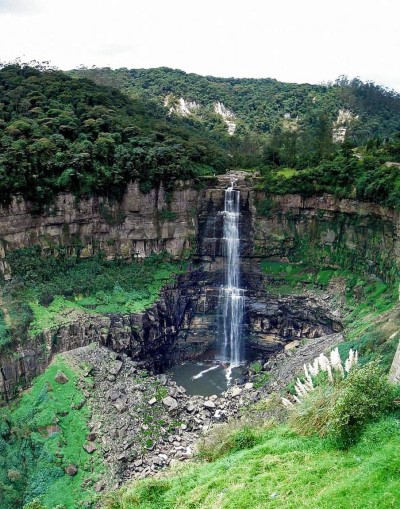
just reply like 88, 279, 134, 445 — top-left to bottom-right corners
0, 0, 399, 90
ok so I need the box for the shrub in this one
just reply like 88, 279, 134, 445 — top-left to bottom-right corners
288, 361, 397, 448
249, 360, 263, 373
329, 362, 397, 447
39, 291, 54, 307
22, 500, 48, 509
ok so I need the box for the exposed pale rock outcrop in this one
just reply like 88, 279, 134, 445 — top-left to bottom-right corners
213, 101, 237, 135
164, 94, 201, 116
332, 109, 359, 143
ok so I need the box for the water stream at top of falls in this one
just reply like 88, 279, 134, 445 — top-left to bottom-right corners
217, 180, 245, 370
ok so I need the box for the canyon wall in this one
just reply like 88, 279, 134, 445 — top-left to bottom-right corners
0, 181, 198, 278
0, 176, 399, 282
1, 174, 399, 400
252, 193, 400, 284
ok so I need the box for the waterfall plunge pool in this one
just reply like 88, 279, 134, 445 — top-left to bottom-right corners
169, 361, 246, 396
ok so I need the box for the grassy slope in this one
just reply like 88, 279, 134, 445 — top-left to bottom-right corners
261, 261, 400, 371
0, 355, 102, 509
28, 260, 182, 335
104, 417, 400, 509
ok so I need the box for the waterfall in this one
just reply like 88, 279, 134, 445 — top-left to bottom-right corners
217, 180, 245, 368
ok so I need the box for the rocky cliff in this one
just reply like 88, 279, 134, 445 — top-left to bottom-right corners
1, 174, 399, 400
252, 192, 400, 284
0, 181, 198, 278
0, 273, 198, 401
1, 176, 398, 281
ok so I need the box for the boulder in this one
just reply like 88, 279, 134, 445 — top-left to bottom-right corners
231, 387, 242, 397
113, 399, 126, 413
54, 371, 69, 384
83, 442, 97, 454
203, 400, 215, 409
65, 465, 78, 476
94, 481, 105, 492
284, 340, 300, 351
109, 360, 123, 375
162, 396, 178, 411
109, 390, 121, 401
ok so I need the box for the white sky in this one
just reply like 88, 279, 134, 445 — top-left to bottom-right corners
0, 0, 399, 91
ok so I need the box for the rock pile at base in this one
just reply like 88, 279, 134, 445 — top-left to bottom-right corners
66, 332, 343, 487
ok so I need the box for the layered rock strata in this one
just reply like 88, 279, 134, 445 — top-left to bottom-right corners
1, 173, 399, 399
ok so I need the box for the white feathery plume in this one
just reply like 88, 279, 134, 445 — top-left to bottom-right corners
345, 348, 359, 372
345, 349, 353, 373
311, 358, 320, 376
318, 353, 330, 372
330, 347, 344, 377
304, 375, 314, 391
295, 379, 307, 398
281, 347, 359, 409
281, 397, 294, 408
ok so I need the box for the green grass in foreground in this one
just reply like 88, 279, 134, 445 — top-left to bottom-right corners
0, 355, 102, 509
104, 417, 400, 509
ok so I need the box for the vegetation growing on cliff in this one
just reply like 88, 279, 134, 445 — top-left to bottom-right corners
0, 251, 183, 351
261, 260, 399, 371
0, 355, 103, 509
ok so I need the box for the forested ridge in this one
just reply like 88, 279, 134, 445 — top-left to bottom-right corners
1, 62, 400, 208
0, 64, 230, 205
73, 66, 400, 140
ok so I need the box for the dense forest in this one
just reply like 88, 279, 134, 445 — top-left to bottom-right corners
1, 63, 400, 207
71, 67, 400, 141
0, 64, 231, 205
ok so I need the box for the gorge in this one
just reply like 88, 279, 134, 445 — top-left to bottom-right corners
0, 171, 398, 401
0, 171, 399, 509
0, 54, 399, 509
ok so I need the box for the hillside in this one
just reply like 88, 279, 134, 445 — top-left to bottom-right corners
103, 417, 400, 509
71, 67, 400, 142
0, 64, 231, 205
0, 63, 398, 209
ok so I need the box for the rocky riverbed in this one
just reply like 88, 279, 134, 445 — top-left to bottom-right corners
64, 331, 343, 491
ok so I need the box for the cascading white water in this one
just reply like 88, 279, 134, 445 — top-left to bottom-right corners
217, 180, 245, 370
